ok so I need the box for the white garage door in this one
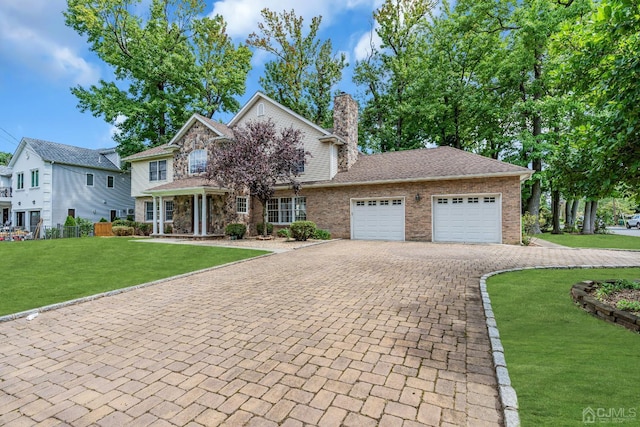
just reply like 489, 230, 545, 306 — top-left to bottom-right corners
432, 195, 501, 243
351, 198, 405, 241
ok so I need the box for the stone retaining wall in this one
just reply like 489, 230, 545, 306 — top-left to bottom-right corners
571, 280, 640, 332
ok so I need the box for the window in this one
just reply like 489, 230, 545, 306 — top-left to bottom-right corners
392, 199, 403, 205
295, 148, 305, 173
437, 198, 448, 204
68, 209, 75, 218
236, 196, 248, 214
164, 200, 174, 221
468, 197, 479, 204
107, 176, 114, 188
267, 197, 306, 223
86, 173, 94, 186
189, 149, 207, 174
452, 197, 463, 204
368, 200, 377, 206
380, 200, 389, 206
30, 170, 39, 188
149, 160, 167, 181
16, 173, 24, 190
356, 201, 365, 206
145, 202, 154, 221
484, 196, 496, 203
257, 102, 265, 116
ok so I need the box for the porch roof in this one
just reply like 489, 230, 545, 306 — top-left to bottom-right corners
143, 177, 228, 196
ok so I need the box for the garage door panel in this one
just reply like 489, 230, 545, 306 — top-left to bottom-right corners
433, 195, 501, 243
352, 199, 405, 241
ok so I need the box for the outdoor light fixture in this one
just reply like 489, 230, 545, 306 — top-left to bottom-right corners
415, 193, 421, 202
32, 200, 36, 205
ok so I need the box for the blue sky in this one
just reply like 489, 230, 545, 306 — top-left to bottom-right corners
0, 0, 383, 154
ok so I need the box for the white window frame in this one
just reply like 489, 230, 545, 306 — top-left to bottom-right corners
16, 172, 24, 190
30, 169, 39, 188
145, 201, 154, 221
257, 102, 265, 116
189, 149, 207, 174
164, 200, 174, 221
236, 196, 249, 214
86, 173, 94, 186
149, 160, 167, 181
267, 196, 306, 224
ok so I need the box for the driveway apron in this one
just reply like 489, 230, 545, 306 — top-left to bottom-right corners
1, 241, 639, 426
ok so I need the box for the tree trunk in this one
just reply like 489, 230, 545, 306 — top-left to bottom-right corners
262, 199, 268, 237
565, 198, 573, 227
571, 200, 579, 228
590, 200, 599, 233
526, 171, 542, 234
582, 201, 593, 234
551, 190, 561, 234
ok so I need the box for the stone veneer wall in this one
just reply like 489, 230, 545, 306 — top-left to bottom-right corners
250, 176, 523, 244
333, 93, 359, 172
172, 122, 218, 180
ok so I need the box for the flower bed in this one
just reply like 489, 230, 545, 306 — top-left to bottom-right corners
571, 280, 640, 332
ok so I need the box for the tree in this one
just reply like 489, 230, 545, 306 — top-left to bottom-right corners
247, 9, 346, 128
209, 119, 308, 236
354, 0, 436, 152
0, 152, 11, 166
64, 0, 252, 157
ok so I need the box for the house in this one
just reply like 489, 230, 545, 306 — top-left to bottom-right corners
6, 138, 134, 233
0, 166, 11, 225
124, 92, 532, 244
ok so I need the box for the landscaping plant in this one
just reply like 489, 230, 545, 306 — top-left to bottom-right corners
290, 221, 316, 241
225, 223, 247, 239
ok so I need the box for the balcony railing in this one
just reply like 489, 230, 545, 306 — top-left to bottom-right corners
0, 187, 11, 198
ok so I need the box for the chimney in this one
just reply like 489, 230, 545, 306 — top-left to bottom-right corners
333, 93, 358, 172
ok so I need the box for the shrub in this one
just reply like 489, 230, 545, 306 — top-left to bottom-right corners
164, 224, 173, 234
99, 217, 108, 222
112, 226, 134, 236
75, 217, 94, 237
135, 223, 152, 236
225, 223, 247, 239
257, 222, 273, 236
313, 229, 331, 240
277, 228, 291, 238
113, 219, 135, 227
64, 215, 76, 227
45, 227, 61, 239
290, 221, 316, 241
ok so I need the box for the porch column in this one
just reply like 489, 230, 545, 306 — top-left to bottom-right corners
193, 194, 199, 236
152, 196, 158, 235
201, 194, 207, 236
158, 196, 164, 235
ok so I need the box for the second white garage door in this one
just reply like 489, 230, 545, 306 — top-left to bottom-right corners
351, 198, 405, 241
432, 195, 502, 243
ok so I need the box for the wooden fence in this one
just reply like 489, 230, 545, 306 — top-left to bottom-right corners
94, 222, 114, 237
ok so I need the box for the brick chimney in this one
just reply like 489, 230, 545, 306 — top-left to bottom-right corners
333, 93, 358, 172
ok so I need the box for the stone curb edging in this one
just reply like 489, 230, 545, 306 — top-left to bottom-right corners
480, 264, 640, 427
0, 252, 277, 324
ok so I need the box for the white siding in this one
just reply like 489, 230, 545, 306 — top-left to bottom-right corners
130, 156, 174, 197
233, 101, 333, 182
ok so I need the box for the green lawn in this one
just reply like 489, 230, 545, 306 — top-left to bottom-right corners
0, 237, 268, 316
536, 232, 640, 250
487, 268, 640, 426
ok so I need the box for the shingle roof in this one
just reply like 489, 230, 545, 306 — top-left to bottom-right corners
24, 138, 121, 171
195, 114, 234, 139
145, 177, 224, 192
324, 146, 531, 185
122, 144, 175, 161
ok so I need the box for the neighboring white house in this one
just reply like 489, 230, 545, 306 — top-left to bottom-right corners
0, 166, 11, 225
6, 138, 134, 232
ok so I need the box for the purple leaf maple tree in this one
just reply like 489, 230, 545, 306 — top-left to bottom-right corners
208, 119, 308, 236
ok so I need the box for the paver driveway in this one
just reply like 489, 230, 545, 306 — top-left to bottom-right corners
1, 241, 639, 426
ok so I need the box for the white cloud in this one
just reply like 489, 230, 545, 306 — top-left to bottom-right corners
210, 0, 383, 39
0, 0, 100, 86
109, 115, 127, 140
354, 28, 382, 61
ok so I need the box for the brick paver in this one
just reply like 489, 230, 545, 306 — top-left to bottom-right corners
1, 241, 638, 426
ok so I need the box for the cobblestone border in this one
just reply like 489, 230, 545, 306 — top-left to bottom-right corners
0, 252, 276, 324
480, 264, 640, 427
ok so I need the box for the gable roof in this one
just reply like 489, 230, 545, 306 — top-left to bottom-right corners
228, 92, 334, 137
10, 138, 121, 171
304, 146, 531, 187
167, 114, 233, 147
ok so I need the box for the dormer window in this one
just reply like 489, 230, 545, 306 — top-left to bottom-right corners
189, 149, 207, 174
257, 102, 265, 117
